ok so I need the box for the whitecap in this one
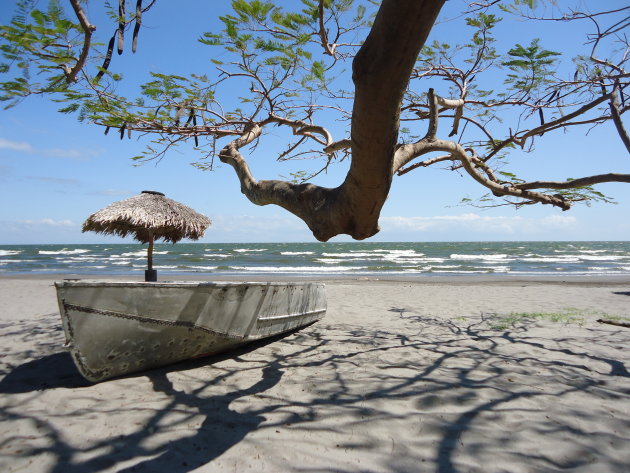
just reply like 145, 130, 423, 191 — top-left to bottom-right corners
120, 250, 168, 257
578, 255, 628, 261
182, 265, 219, 271
39, 249, 90, 255
519, 256, 581, 263
228, 265, 368, 272
450, 253, 509, 261
321, 252, 381, 258
0, 250, 21, 257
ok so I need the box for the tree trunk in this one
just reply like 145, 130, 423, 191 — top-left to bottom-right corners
343, 0, 445, 239
221, 0, 445, 241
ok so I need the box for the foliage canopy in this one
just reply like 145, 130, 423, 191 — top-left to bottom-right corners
1, 0, 628, 240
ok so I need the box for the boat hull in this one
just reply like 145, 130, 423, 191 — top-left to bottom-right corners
55, 281, 326, 382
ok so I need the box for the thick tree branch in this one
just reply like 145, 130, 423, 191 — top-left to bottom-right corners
438, 139, 572, 210
342, 0, 445, 239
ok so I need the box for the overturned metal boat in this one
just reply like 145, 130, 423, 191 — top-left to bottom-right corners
55, 280, 326, 382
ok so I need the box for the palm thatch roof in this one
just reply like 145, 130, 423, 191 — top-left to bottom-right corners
82, 191, 211, 243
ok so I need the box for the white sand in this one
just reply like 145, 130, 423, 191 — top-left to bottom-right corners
1, 276, 629, 472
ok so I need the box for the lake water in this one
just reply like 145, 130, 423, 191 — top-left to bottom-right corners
1, 241, 629, 277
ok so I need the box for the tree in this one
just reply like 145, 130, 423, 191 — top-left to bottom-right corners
1, 0, 628, 241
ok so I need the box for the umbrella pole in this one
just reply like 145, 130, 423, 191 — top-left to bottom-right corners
145, 234, 157, 282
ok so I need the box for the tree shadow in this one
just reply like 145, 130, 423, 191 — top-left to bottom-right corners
1, 309, 629, 472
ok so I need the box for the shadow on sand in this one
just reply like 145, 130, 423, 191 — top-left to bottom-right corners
1, 309, 629, 472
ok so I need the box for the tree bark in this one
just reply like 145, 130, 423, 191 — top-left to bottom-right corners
345, 0, 445, 238
220, 0, 446, 241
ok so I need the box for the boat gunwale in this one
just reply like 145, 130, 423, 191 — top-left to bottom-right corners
54, 280, 325, 289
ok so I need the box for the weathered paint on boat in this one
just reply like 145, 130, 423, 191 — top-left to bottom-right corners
55, 280, 326, 382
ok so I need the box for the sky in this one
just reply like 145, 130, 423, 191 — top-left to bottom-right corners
0, 0, 629, 244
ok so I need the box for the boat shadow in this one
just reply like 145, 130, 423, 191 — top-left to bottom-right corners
0, 327, 301, 394
0, 352, 90, 392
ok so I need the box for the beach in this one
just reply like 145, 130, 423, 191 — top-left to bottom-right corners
1, 275, 629, 472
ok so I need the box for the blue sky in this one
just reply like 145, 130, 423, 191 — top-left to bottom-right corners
1, 0, 628, 244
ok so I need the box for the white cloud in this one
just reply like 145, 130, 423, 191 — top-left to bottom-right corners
0, 138, 33, 152
202, 214, 311, 242
27, 176, 82, 186
0, 136, 101, 160
92, 188, 134, 196
380, 213, 578, 237
0, 219, 82, 244
212, 214, 305, 232
42, 147, 103, 160
18, 218, 76, 227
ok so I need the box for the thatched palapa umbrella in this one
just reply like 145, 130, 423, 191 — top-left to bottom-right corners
82, 191, 211, 281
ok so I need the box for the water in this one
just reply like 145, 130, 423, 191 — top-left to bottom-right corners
1, 241, 629, 277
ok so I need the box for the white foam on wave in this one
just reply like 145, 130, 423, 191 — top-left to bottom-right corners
360, 249, 422, 256
450, 253, 509, 261
119, 250, 168, 257
323, 250, 424, 259
381, 257, 444, 265
280, 251, 315, 255
60, 257, 102, 263
184, 265, 219, 271
204, 253, 232, 258
39, 249, 90, 255
229, 265, 368, 272
234, 248, 266, 253
384, 249, 424, 257
0, 250, 22, 257
578, 255, 628, 261
321, 252, 374, 258
519, 256, 581, 263
420, 257, 446, 263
